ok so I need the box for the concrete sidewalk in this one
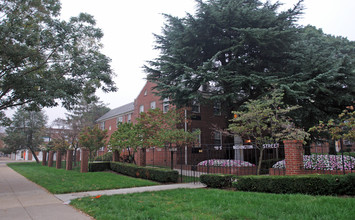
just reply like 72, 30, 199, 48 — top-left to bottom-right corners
55, 182, 205, 204
0, 158, 93, 220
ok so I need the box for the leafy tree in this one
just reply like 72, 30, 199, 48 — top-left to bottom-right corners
229, 90, 309, 174
145, 0, 354, 130
78, 126, 107, 160
309, 107, 354, 152
109, 122, 142, 163
109, 108, 198, 165
0, 0, 116, 124
2, 107, 47, 163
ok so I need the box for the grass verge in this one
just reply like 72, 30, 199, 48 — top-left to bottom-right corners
8, 162, 158, 194
71, 188, 355, 220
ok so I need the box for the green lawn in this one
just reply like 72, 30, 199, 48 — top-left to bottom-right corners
71, 188, 355, 220
8, 162, 158, 194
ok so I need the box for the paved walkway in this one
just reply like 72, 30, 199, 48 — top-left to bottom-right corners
55, 182, 204, 204
0, 157, 93, 220
0, 157, 205, 219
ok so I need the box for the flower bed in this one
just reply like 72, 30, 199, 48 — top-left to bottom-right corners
272, 155, 355, 170
197, 159, 257, 175
197, 159, 255, 167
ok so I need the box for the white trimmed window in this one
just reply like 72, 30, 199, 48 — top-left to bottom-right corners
100, 122, 105, 130
127, 114, 132, 123
213, 102, 221, 116
150, 101, 156, 109
163, 98, 169, 113
117, 116, 123, 127
192, 100, 200, 113
139, 105, 144, 113
213, 131, 222, 146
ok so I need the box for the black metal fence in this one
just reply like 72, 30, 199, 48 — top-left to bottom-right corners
146, 142, 354, 182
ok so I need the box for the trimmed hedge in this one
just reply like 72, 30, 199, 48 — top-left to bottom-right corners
110, 162, 179, 183
94, 152, 113, 161
233, 173, 355, 196
200, 174, 236, 188
89, 161, 111, 172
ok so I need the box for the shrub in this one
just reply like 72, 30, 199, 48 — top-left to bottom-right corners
89, 161, 111, 172
233, 173, 355, 196
200, 174, 236, 188
94, 152, 113, 161
110, 162, 178, 183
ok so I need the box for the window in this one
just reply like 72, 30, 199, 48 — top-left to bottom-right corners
144, 89, 147, 96
100, 122, 105, 130
192, 100, 200, 113
139, 105, 144, 113
213, 102, 221, 116
117, 116, 123, 126
213, 131, 222, 146
150, 101, 156, 109
163, 98, 169, 113
192, 128, 201, 147
127, 114, 132, 123
109, 125, 111, 131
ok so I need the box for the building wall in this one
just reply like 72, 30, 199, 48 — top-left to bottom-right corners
132, 81, 164, 123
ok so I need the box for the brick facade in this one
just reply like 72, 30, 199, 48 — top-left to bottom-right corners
97, 80, 230, 167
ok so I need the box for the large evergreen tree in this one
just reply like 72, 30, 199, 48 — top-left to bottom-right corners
3, 107, 47, 162
145, 0, 303, 118
145, 0, 355, 130
0, 0, 116, 123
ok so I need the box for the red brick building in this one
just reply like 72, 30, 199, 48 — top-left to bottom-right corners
97, 81, 231, 166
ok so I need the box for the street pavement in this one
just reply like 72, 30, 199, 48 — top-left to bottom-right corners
0, 156, 205, 220
0, 157, 93, 220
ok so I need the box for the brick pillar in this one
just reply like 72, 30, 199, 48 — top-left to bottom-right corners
76, 150, 81, 162
28, 151, 32, 161
66, 150, 73, 170
113, 150, 119, 162
48, 151, 54, 167
80, 149, 89, 173
136, 148, 146, 167
56, 150, 62, 169
284, 140, 304, 175
42, 151, 47, 166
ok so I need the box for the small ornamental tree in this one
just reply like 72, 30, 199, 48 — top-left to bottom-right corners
137, 108, 198, 148
229, 90, 309, 174
78, 126, 107, 160
109, 122, 142, 163
309, 108, 354, 151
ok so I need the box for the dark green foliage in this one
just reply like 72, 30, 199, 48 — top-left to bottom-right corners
145, 0, 355, 130
3, 107, 47, 162
200, 174, 236, 188
94, 152, 113, 161
0, 0, 116, 123
89, 162, 111, 172
233, 174, 355, 196
110, 162, 178, 183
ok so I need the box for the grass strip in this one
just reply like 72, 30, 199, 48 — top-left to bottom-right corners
71, 188, 355, 220
8, 162, 158, 194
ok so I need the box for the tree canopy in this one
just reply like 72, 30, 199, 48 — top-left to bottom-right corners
0, 0, 116, 122
2, 107, 47, 162
145, 0, 355, 130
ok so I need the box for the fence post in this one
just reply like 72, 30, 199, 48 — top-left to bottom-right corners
56, 150, 62, 169
284, 140, 304, 175
66, 150, 73, 170
48, 151, 54, 167
42, 151, 47, 166
80, 149, 89, 173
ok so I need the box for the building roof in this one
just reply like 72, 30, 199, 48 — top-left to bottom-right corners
96, 102, 134, 122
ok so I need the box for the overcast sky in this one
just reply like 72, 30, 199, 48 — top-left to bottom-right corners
4, 0, 355, 127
